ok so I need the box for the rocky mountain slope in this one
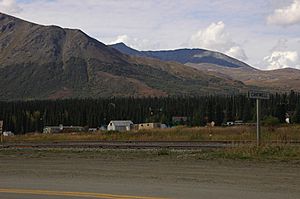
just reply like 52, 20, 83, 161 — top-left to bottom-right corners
0, 13, 249, 100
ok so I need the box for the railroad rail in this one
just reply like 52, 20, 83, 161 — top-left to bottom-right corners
1, 140, 300, 150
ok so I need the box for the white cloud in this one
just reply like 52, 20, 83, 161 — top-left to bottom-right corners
0, 0, 21, 14
109, 34, 160, 50
226, 46, 248, 61
110, 35, 130, 45
271, 38, 288, 51
267, 0, 300, 26
190, 21, 230, 51
263, 51, 299, 70
189, 21, 247, 60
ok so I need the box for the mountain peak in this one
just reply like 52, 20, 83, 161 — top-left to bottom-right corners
109, 42, 143, 57
113, 42, 127, 47
0, 12, 36, 27
0, 14, 250, 100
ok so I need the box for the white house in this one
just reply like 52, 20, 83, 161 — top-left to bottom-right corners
3, 131, 14, 136
107, 120, 133, 131
43, 124, 85, 134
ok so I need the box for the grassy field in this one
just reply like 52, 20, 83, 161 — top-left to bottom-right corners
3, 125, 300, 143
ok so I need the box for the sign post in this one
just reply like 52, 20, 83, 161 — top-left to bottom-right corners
256, 99, 261, 146
249, 91, 270, 146
0, 120, 3, 144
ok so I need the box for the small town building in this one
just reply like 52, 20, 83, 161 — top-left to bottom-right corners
43, 124, 85, 134
107, 120, 133, 131
234, 120, 244, 125
43, 126, 62, 134
3, 131, 14, 136
226, 121, 234, 126
172, 116, 188, 124
161, 124, 168, 129
138, 123, 161, 130
88, 128, 98, 132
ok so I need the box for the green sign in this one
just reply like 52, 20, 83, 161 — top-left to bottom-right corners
249, 90, 270, 100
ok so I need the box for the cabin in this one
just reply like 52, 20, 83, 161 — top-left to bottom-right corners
3, 131, 14, 136
43, 124, 63, 134
43, 124, 85, 134
226, 121, 234, 126
234, 120, 244, 125
138, 123, 161, 130
107, 120, 133, 131
88, 128, 98, 132
172, 116, 188, 125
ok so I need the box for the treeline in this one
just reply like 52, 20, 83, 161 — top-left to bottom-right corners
1, 91, 300, 134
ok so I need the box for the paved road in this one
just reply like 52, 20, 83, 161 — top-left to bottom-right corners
1, 150, 300, 199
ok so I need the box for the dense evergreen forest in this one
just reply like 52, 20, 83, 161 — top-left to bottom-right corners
1, 91, 300, 134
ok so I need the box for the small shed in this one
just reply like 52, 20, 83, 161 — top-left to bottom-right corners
234, 120, 244, 125
226, 121, 234, 126
107, 120, 133, 131
138, 123, 161, 130
43, 124, 85, 134
172, 116, 188, 124
3, 131, 14, 136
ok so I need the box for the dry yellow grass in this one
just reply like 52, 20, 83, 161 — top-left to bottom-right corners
3, 125, 300, 143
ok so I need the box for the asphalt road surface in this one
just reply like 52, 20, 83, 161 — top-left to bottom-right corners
0, 149, 300, 199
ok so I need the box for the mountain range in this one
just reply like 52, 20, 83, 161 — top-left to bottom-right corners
110, 43, 300, 93
0, 13, 297, 100
110, 42, 252, 69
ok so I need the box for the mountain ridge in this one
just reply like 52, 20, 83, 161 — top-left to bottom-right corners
111, 42, 300, 92
0, 12, 250, 100
110, 42, 254, 69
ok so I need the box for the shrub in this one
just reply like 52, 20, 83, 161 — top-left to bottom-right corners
292, 105, 300, 124
263, 116, 280, 126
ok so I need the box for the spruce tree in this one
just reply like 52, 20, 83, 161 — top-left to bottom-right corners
293, 104, 300, 124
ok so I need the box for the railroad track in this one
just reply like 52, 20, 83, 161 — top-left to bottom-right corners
1, 140, 300, 150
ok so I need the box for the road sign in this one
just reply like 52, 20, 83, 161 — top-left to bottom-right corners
248, 91, 270, 146
249, 90, 270, 100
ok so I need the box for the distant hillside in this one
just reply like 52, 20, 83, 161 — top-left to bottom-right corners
0, 13, 250, 100
110, 43, 253, 69
187, 63, 300, 92
111, 43, 300, 93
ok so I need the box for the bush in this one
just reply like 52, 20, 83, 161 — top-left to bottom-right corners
292, 105, 300, 124
263, 116, 280, 126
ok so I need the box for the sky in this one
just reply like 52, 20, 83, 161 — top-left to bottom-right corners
1, 0, 300, 70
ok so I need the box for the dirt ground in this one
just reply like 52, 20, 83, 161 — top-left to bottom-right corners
0, 149, 300, 199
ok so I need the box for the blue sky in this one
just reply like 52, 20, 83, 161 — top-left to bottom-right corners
1, 0, 300, 70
